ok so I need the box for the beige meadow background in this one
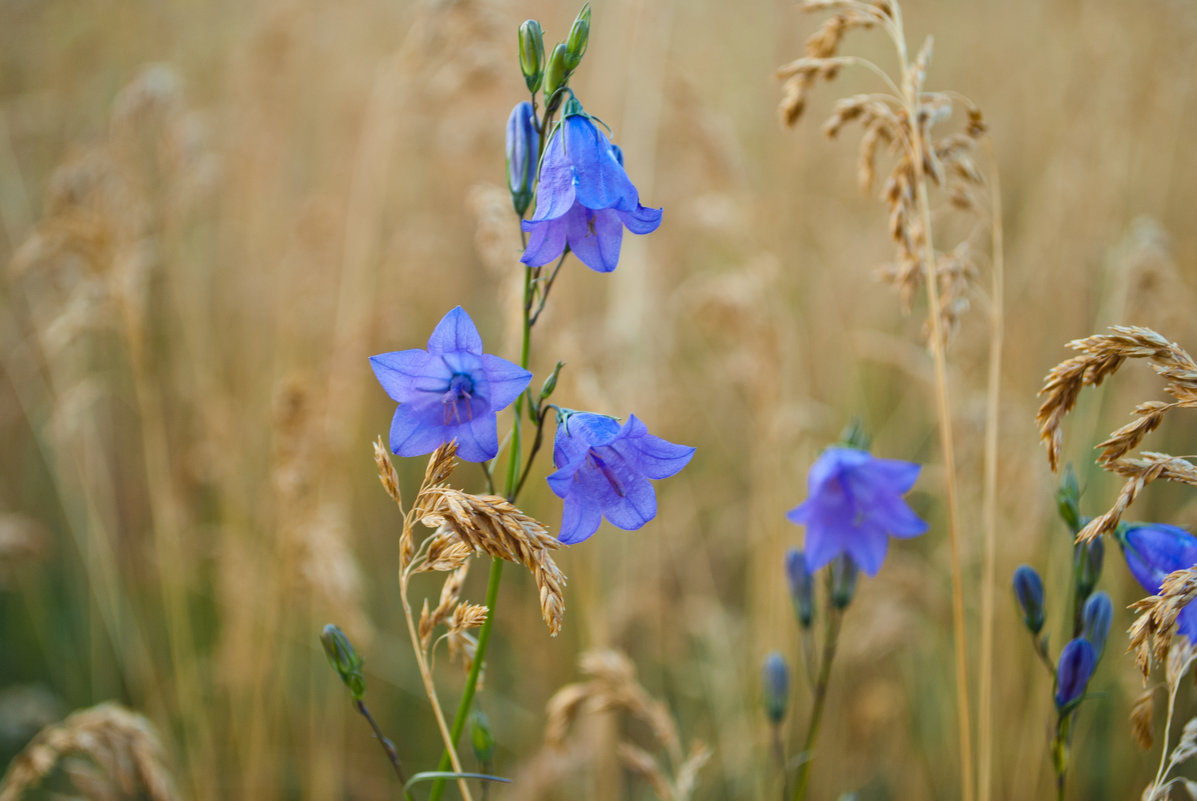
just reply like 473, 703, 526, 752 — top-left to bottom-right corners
2, 0, 1196, 799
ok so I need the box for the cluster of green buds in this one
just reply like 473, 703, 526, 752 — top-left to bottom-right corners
518, 5, 590, 111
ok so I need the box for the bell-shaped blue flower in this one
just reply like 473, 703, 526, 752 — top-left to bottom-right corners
369, 307, 532, 463
521, 107, 662, 274
1120, 522, 1197, 640
1055, 638, 1096, 710
546, 412, 694, 544
786, 446, 928, 577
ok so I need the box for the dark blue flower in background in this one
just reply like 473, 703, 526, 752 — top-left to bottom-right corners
521, 110, 662, 274
1120, 522, 1197, 640
1055, 638, 1096, 710
1012, 565, 1046, 635
369, 307, 532, 463
1080, 591, 1113, 659
546, 412, 694, 544
786, 446, 928, 577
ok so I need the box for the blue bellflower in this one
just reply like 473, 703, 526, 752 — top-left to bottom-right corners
786, 446, 928, 577
1120, 522, 1197, 640
1012, 565, 1046, 635
521, 110, 662, 274
546, 413, 694, 545
369, 307, 532, 463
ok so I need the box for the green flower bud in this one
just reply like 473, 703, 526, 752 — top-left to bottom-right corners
518, 20, 545, 94
1057, 463, 1081, 534
539, 361, 566, 402
471, 709, 496, 765
543, 43, 569, 113
320, 624, 366, 700
563, 4, 591, 72
838, 418, 871, 451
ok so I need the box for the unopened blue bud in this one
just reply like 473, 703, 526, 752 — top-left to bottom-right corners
1012, 565, 1045, 635
505, 102, 539, 216
609, 143, 624, 167
320, 624, 366, 700
1081, 591, 1113, 659
830, 554, 860, 609
1075, 536, 1104, 600
1055, 638, 1096, 711
543, 43, 569, 112
1057, 463, 1081, 533
762, 652, 790, 724
785, 548, 815, 628
518, 20, 545, 93
563, 4, 591, 72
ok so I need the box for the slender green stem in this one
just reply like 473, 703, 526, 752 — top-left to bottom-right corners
354, 699, 414, 800
791, 609, 842, 801
429, 254, 537, 801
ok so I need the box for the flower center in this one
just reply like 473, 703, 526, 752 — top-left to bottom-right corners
442, 373, 475, 425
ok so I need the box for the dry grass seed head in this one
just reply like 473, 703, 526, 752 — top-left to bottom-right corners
1132, 687, 1157, 750
0, 703, 176, 801
1129, 566, 1197, 683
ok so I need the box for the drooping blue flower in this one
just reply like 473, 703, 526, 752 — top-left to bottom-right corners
546, 412, 694, 544
1012, 565, 1046, 635
1120, 522, 1197, 640
1055, 638, 1096, 710
785, 446, 928, 577
521, 108, 662, 274
1081, 591, 1113, 659
369, 307, 532, 463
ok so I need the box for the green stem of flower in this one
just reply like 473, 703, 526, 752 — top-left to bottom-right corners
428, 257, 536, 801
791, 607, 842, 801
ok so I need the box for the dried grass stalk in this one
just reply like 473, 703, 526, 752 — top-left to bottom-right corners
1132, 688, 1157, 750
0, 702, 176, 801
418, 487, 565, 636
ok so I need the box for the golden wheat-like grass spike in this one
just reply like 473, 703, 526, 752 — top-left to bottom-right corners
1132, 688, 1157, 751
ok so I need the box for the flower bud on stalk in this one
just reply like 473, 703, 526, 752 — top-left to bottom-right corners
563, 4, 591, 71
1074, 535, 1103, 601
471, 709, 496, 765
786, 548, 815, 628
1080, 591, 1112, 660
1056, 463, 1081, 533
320, 624, 366, 700
1012, 564, 1045, 635
542, 43, 569, 114
506, 102, 539, 216
518, 20, 545, 93
1054, 638, 1096, 711
762, 652, 790, 724
830, 554, 859, 609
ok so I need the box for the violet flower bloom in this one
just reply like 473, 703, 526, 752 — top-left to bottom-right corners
786, 446, 928, 577
369, 307, 531, 463
1120, 522, 1197, 640
521, 109, 662, 274
546, 412, 694, 545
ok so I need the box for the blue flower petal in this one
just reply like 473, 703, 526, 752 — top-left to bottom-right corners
390, 405, 450, 458
451, 414, 500, 463
565, 205, 623, 274
617, 204, 663, 235
521, 216, 569, 268
426, 306, 484, 355
528, 128, 578, 222
481, 354, 533, 410
843, 521, 890, 577
564, 115, 638, 212
620, 416, 695, 479
875, 495, 930, 538
865, 456, 922, 493
370, 349, 438, 402
558, 497, 604, 545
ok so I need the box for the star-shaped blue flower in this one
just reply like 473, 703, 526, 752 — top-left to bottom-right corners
521, 110, 662, 274
546, 412, 694, 544
786, 446, 928, 577
369, 307, 532, 463
1120, 522, 1197, 640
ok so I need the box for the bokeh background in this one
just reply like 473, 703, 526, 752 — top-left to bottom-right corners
2, 0, 1197, 798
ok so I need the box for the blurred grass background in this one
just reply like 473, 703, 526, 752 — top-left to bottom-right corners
1, 0, 1197, 798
